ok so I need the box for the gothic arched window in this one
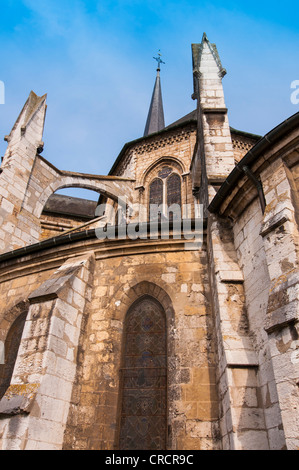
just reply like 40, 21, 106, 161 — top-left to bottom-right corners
148, 167, 181, 221
0, 311, 27, 400
118, 296, 167, 450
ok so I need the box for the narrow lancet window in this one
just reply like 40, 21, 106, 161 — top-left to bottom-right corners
119, 296, 167, 450
167, 173, 181, 207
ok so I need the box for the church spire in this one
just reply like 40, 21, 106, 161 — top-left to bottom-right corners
143, 51, 165, 137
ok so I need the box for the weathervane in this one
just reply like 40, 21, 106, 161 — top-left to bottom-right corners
153, 50, 165, 71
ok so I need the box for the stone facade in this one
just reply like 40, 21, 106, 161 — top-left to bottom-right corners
0, 33, 298, 450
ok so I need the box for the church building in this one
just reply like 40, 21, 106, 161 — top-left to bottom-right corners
0, 34, 298, 450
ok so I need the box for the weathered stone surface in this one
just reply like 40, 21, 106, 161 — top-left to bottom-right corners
0, 383, 39, 416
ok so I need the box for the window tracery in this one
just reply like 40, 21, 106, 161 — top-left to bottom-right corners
148, 166, 182, 221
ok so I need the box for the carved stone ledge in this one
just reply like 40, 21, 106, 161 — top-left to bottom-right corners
260, 208, 292, 238
28, 258, 86, 304
219, 271, 244, 283
0, 383, 39, 417
202, 107, 227, 114
265, 269, 299, 334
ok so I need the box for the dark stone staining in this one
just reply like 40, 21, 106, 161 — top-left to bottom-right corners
0, 311, 27, 400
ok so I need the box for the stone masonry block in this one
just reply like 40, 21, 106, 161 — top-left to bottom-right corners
0, 383, 39, 416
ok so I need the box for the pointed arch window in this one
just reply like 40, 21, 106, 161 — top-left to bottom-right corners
148, 168, 181, 221
118, 296, 167, 450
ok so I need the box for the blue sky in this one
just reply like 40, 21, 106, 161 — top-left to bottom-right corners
0, 0, 298, 200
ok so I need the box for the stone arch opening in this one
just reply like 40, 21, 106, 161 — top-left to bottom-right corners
40, 187, 101, 238
55, 187, 101, 201
0, 309, 27, 399
37, 182, 110, 219
31, 168, 134, 220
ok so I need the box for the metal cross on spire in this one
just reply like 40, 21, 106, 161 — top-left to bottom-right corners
153, 50, 165, 71
144, 50, 165, 136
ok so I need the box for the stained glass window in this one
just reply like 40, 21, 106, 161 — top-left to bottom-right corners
167, 173, 181, 207
149, 178, 163, 206
119, 297, 167, 450
158, 166, 172, 179
148, 171, 182, 222
149, 178, 163, 221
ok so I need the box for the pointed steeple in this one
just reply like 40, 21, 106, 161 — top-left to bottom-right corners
3, 90, 47, 156
143, 51, 165, 137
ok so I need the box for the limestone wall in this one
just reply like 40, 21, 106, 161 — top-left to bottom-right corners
259, 158, 299, 450
63, 243, 220, 450
113, 125, 196, 184
214, 132, 299, 450
207, 214, 268, 450
233, 197, 285, 449
0, 253, 94, 449
40, 213, 86, 240
0, 236, 221, 450
231, 133, 260, 164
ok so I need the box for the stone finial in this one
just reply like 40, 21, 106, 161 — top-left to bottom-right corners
4, 90, 47, 147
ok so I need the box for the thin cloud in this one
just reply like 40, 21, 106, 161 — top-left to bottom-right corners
0, 0, 298, 193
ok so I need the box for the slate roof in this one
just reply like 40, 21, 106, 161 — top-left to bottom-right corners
43, 194, 98, 219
